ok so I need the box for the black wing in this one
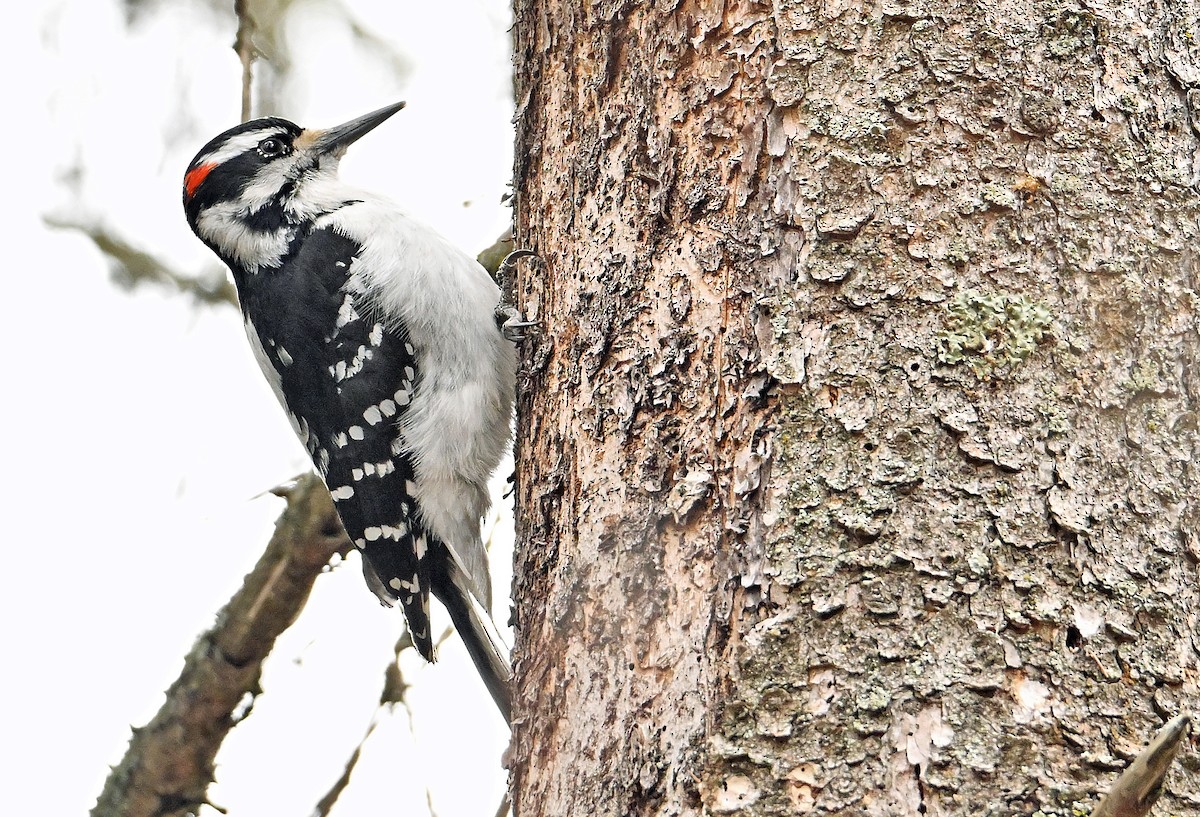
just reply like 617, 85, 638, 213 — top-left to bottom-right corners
240, 225, 436, 657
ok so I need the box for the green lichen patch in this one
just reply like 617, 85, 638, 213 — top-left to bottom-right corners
1042, 8, 1097, 59
937, 290, 1052, 379
980, 182, 1019, 210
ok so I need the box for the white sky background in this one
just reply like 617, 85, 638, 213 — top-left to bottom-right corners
3, 1, 516, 814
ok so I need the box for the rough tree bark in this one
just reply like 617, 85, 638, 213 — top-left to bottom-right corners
510, 1, 1199, 816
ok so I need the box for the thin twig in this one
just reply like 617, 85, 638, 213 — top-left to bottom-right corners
233, 0, 256, 122
310, 637, 416, 816
310, 716, 381, 817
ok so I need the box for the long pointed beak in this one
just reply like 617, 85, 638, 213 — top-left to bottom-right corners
308, 101, 406, 156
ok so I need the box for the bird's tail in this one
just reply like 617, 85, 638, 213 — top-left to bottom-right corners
436, 559, 512, 723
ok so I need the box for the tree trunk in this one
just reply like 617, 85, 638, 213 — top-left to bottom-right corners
509, 1, 1200, 815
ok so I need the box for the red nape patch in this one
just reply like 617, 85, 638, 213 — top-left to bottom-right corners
184, 163, 217, 199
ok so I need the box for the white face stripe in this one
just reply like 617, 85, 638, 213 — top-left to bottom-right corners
239, 160, 298, 211
200, 138, 344, 218
195, 202, 293, 272
195, 127, 288, 168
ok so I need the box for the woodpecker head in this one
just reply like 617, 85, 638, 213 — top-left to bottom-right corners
183, 101, 405, 272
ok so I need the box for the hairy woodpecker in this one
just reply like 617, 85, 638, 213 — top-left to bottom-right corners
183, 102, 514, 720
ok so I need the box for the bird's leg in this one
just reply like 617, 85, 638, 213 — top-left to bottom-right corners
494, 249, 539, 342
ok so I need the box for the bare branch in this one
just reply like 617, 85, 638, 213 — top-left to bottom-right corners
310, 717, 381, 817
311, 636, 415, 817
1094, 714, 1192, 817
90, 474, 351, 817
233, 0, 256, 122
45, 214, 238, 308
309, 505, 512, 816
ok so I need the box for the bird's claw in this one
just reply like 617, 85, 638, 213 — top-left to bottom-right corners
497, 248, 538, 279
494, 248, 539, 342
496, 305, 537, 342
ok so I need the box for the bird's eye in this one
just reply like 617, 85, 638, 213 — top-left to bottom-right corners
259, 137, 288, 158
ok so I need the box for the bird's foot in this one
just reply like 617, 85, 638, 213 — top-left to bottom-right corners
495, 305, 537, 342
494, 248, 539, 342
497, 248, 538, 282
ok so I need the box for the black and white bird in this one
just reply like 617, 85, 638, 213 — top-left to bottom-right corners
183, 102, 514, 720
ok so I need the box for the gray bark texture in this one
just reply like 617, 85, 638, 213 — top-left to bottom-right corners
509, 1, 1200, 816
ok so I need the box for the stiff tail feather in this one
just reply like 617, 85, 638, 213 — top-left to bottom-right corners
434, 559, 512, 723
